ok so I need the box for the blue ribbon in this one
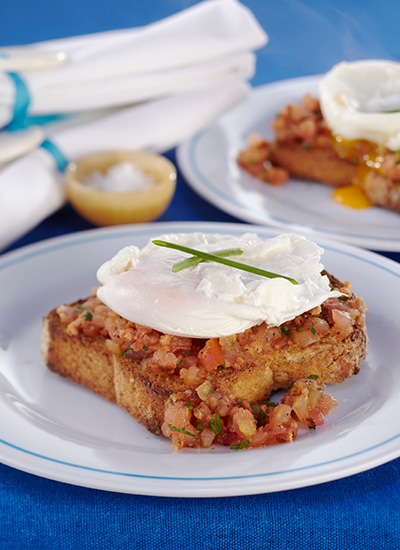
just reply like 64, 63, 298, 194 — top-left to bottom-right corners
3, 69, 70, 172
4, 72, 31, 131
40, 139, 69, 172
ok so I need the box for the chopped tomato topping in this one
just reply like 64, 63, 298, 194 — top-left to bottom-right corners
198, 338, 225, 372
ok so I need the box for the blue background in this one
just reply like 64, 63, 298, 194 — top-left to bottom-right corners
1, 1, 400, 548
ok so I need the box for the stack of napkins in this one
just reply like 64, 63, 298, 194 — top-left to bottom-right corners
0, 0, 268, 251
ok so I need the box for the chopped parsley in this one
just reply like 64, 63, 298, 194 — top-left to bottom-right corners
185, 401, 194, 411
167, 424, 198, 438
310, 323, 316, 336
75, 304, 93, 321
308, 374, 319, 380
230, 440, 250, 450
196, 421, 202, 431
281, 325, 291, 336
142, 345, 149, 351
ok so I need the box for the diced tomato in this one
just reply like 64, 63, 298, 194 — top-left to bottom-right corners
308, 408, 325, 427
198, 338, 225, 372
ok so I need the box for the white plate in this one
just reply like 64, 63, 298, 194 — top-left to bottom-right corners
177, 76, 400, 251
1, 221, 400, 497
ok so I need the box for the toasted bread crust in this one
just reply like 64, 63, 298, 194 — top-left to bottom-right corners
270, 142, 400, 212
42, 287, 368, 436
270, 142, 358, 187
43, 315, 116, 402
360, 170, 400, 212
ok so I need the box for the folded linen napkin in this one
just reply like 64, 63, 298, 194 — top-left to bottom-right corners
0, 0, 267, 127
0, 0, 268, 251
0, 82, 249, 251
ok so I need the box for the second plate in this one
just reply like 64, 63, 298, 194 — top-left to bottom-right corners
177, 76, 400, 251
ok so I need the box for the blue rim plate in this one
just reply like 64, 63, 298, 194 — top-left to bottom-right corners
0, 222, 399, 497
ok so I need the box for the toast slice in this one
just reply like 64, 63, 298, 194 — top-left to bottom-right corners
269, 141, 358, 188
41, 273, 367, 449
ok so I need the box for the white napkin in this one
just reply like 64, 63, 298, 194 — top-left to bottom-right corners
0, 0, 268, 251
0, 82, 249, 251
0, 0, 267, 126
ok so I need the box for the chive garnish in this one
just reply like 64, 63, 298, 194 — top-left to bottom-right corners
209, 413, 222, 435
308, 374, 319, 380
281, 325, 291, 336
215, 413, 222, 433
185, 401, 194, 410
264, 401, 278, 408
75, 304, 93, 321
196, 421, 202, 431
152, 240, 298, 285
172, 247, 243, 272
230, 440, 250, 450
167, 424, 198, 438
119, 347, 132, 356
250, 403, 267, 418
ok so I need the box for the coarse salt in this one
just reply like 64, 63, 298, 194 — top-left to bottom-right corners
84, 161, 156, 193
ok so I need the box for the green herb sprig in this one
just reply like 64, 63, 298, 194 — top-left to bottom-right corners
167, 424, 198, 439
230, 439, 250, 450
152, 240, 298, 285
250, 403, 267, 419
208, 413, 222, 435
75, 304, 93, 321
172, 247, 243, 272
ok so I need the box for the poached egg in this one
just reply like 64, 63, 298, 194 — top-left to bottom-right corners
96, 232, 340, 339
319, 59, 400, 150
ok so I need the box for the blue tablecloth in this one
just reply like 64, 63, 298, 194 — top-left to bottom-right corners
1, 1, 400, 548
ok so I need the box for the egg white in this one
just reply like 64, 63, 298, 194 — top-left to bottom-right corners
319, 60, 400, 149
96, 232, 340, 338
